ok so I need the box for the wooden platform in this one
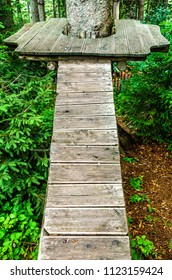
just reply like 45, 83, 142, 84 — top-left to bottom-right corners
4, 18, 169, 61
38, 59, 131, 260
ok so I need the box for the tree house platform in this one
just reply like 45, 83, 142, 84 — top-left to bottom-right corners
38, 59, 131, 260
4, 18, 169, 61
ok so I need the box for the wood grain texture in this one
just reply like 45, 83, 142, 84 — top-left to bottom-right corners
52, 129, 118, 146
57, 72, 112, 83
53, 116, 117, 130
44, 208, 128, 235
50, 143, 120, 163
56, 92, 114, 105
46, 184, 125, 208
48, 163, 122, 184
50, 145, 120, 163
39, 236, 131, 260
5, 18, 169, 59
57, 81, 113, 93
55, 103, 115, 116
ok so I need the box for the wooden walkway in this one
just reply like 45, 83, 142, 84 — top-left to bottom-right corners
38, 59, 131, 260
4, 18, 169, 61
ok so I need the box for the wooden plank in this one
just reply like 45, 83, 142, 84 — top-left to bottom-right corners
125, 20, 148, 55
50, 145, 120, 163
51, 34, 73, 53
58, 63, 112, 73
58, 59, 111, 65
81, 38, 99, 54
39, 236, 131, 260
15, 22, 46, 52
56, 92, 114, 105
36, 18, 68, 53
52, 129, 118, 146
55, 103, 115, 116
57, 81, 113, 93
4, 23, 33, 46
148, 24, 170, 49
46, 184, 125, 208
57, 72, 112, 83
114, 20, 129, 55
68, 37, 85, 54
48, 163, 122, 184
44, 208, 128, 235
53, 116, 117, 130
98, 36, 115, 55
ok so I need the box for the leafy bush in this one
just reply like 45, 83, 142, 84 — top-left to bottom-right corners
0, 42, 56, 259
130, 235, 157, 260
114, 20, 172, 146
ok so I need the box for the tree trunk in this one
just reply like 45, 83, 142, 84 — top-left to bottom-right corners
30, 0, 39, 23
53, 0, 57, 18
138, 0, 144, 21
38, 0, 46, 21
0, 0, 14, 29
113, 0, 120, 20
66, 0, 114, 38
163, 0, 168, 8
16, 0, 23, 24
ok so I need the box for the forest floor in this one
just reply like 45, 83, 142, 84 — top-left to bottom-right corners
118, 117, 172, 260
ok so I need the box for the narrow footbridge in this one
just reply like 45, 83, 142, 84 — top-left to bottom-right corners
4, 17, 169, 260
38, 59, 130, 259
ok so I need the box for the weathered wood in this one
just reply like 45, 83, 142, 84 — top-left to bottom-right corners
46, 184, 125, 208
58, 63, 112, 73
4, 23, 33, 46
54, 116, 117, 130
56, 92, 114, 105
15, 22, 46, 51
50, 145, 120, 163
57, 72, 111, 83
49, 163, 122, 184
39, 236, 131, 260
55, 103, 115, 116
34, 18, 68, 53
57, 81, 113, 93
5, 19, 169, 59
44, 208, 128, 235
52, 129, 118, 146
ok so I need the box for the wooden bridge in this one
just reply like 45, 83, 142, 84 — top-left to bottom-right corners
5, 18, 169, 260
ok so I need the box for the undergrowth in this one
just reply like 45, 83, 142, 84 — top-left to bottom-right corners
0, 33, 56, 259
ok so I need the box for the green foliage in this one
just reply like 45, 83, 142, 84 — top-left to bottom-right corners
129, 194, 146, 203
129, 176, 143, 191
0, 43, 56, 259
130, 235, 157, 260
145, 4, 172, 25
128, 217, 133, 227
114, 20, 172, 147
122, 156, 137, 163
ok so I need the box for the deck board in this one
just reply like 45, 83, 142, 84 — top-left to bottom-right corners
5, 19, 169, 59
44, 208, 128, 235
50, 145, 120, 163
46, 184, 125, 208
55, 103, 115, 116
52, 129, 118, 146
40, 236, 131, 260
38, 59, 130, 260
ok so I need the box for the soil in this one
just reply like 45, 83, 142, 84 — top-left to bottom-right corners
118, 117, 172, 260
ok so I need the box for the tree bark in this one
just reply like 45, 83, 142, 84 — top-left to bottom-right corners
16, 0, 23, 24
138, 0, 145, 21
30, 0, 39, 23
0, 0, 14, 29
37, 0, 46, 21
66, 0, 114, 38
113, 0, 120, 20
163, 0, 168, 8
